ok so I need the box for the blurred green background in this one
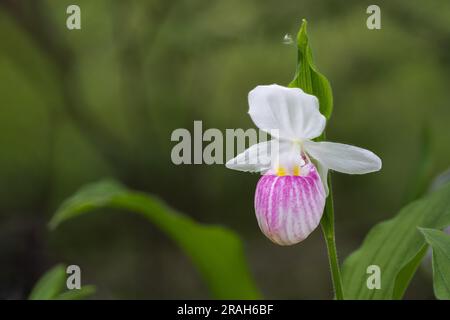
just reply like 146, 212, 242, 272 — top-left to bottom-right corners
0, 0, 449, 299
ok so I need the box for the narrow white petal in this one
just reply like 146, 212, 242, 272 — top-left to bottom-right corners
304, 140, 382, 174
248, 84, 326, 140
225, 141, 272, 173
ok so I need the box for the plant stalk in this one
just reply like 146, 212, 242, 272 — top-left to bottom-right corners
320, 176, 344, 300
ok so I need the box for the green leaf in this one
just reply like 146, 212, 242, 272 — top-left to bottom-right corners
391, 244, 428, 299
289, 19, 333, 120
56, 285, 96, 300
342, 183, 450, 299
420, 228, 450, 299
49, 180, 261, 299
29, 264, 67, 300
29, 264, 96, 300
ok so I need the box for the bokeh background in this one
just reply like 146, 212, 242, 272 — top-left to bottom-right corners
0, 0, 449, 299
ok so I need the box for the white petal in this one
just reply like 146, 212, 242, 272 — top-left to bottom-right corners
248, 84, 326, 140
304, 140, 382, 174
225, 141, 272, 173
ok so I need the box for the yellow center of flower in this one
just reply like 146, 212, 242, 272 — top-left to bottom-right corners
276, 165, 301, 176
276, 167, 287, 176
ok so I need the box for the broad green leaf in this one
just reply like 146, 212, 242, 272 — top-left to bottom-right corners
391, 244, 428, 299
288, 19, 333, 120
420, 228, 450, 299
29, 264, 66, 300
49, 180, 261, 299
342, 183, 450, 299
29, 264, 96, 300
56, 285, 96, 300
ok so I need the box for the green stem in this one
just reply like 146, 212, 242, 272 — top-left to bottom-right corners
320, 176, 345, 300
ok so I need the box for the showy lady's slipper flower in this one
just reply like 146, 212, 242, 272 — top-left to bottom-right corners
226, 84, 381, 245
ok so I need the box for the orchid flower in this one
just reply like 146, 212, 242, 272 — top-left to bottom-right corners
226, 84, 382, 245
